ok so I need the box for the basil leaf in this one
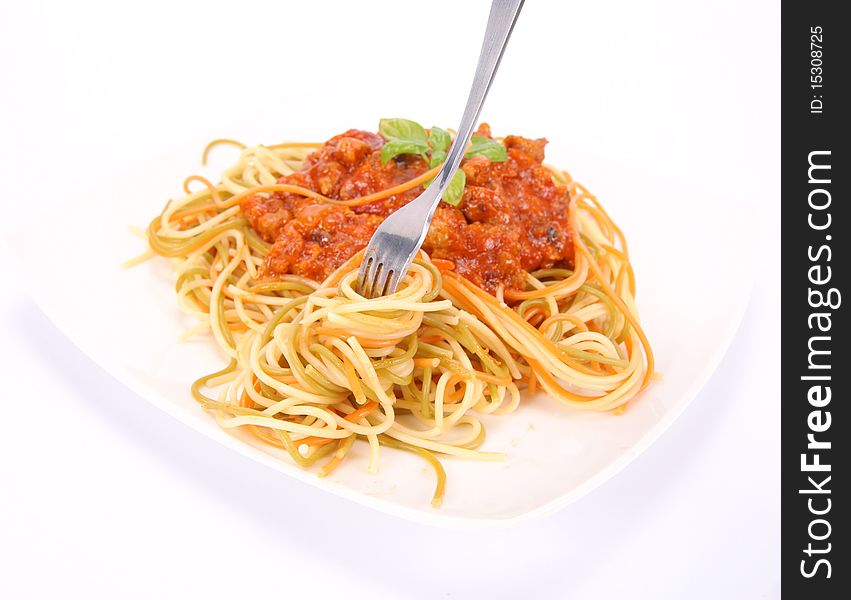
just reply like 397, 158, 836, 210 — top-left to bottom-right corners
466, 135, 507, 162
381, 139, 429, 164
429, 149, 447, 168
441, 170, 466, 206
379, 118, 428, 145
428, 127, 451, 153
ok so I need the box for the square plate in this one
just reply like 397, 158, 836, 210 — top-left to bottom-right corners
8, 141, 753, 528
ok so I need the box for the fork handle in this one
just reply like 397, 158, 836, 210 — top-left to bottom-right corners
429, 0, 525, 197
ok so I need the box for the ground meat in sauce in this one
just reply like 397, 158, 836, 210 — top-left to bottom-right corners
240, 124, 574, 292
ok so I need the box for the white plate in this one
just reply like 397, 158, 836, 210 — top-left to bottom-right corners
8, 142, 753, 529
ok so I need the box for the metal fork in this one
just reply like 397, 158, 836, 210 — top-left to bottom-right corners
357, 0, 525, 298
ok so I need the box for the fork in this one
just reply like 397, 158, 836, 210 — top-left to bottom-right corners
357, 0, 525, 298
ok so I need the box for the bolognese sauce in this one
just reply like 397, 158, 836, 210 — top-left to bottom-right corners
240, 124, 573, 292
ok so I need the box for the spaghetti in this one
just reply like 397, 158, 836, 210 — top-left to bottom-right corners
145, 127, 654, 506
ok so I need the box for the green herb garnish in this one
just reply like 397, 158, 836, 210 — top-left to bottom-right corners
466, 135, 507, 162
379, 118, 429, 163
378, 118, 507, 206
428, 126, 451, 167
441, 170, 466, 206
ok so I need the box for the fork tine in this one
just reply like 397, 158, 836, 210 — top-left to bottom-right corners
374, 267, 392, 298
385, 269, 403, 296
370, 262, 387, 299
359, 253, 376, 297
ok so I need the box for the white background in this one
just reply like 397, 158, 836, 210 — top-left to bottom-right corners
0, 1, 779, 598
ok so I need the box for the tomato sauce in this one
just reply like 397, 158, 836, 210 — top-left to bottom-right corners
241, 124, 573, 292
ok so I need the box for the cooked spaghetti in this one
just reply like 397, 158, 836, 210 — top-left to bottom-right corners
145, 121, 654, 506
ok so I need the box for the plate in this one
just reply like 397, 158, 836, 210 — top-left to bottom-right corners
8, 141, 753, 528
